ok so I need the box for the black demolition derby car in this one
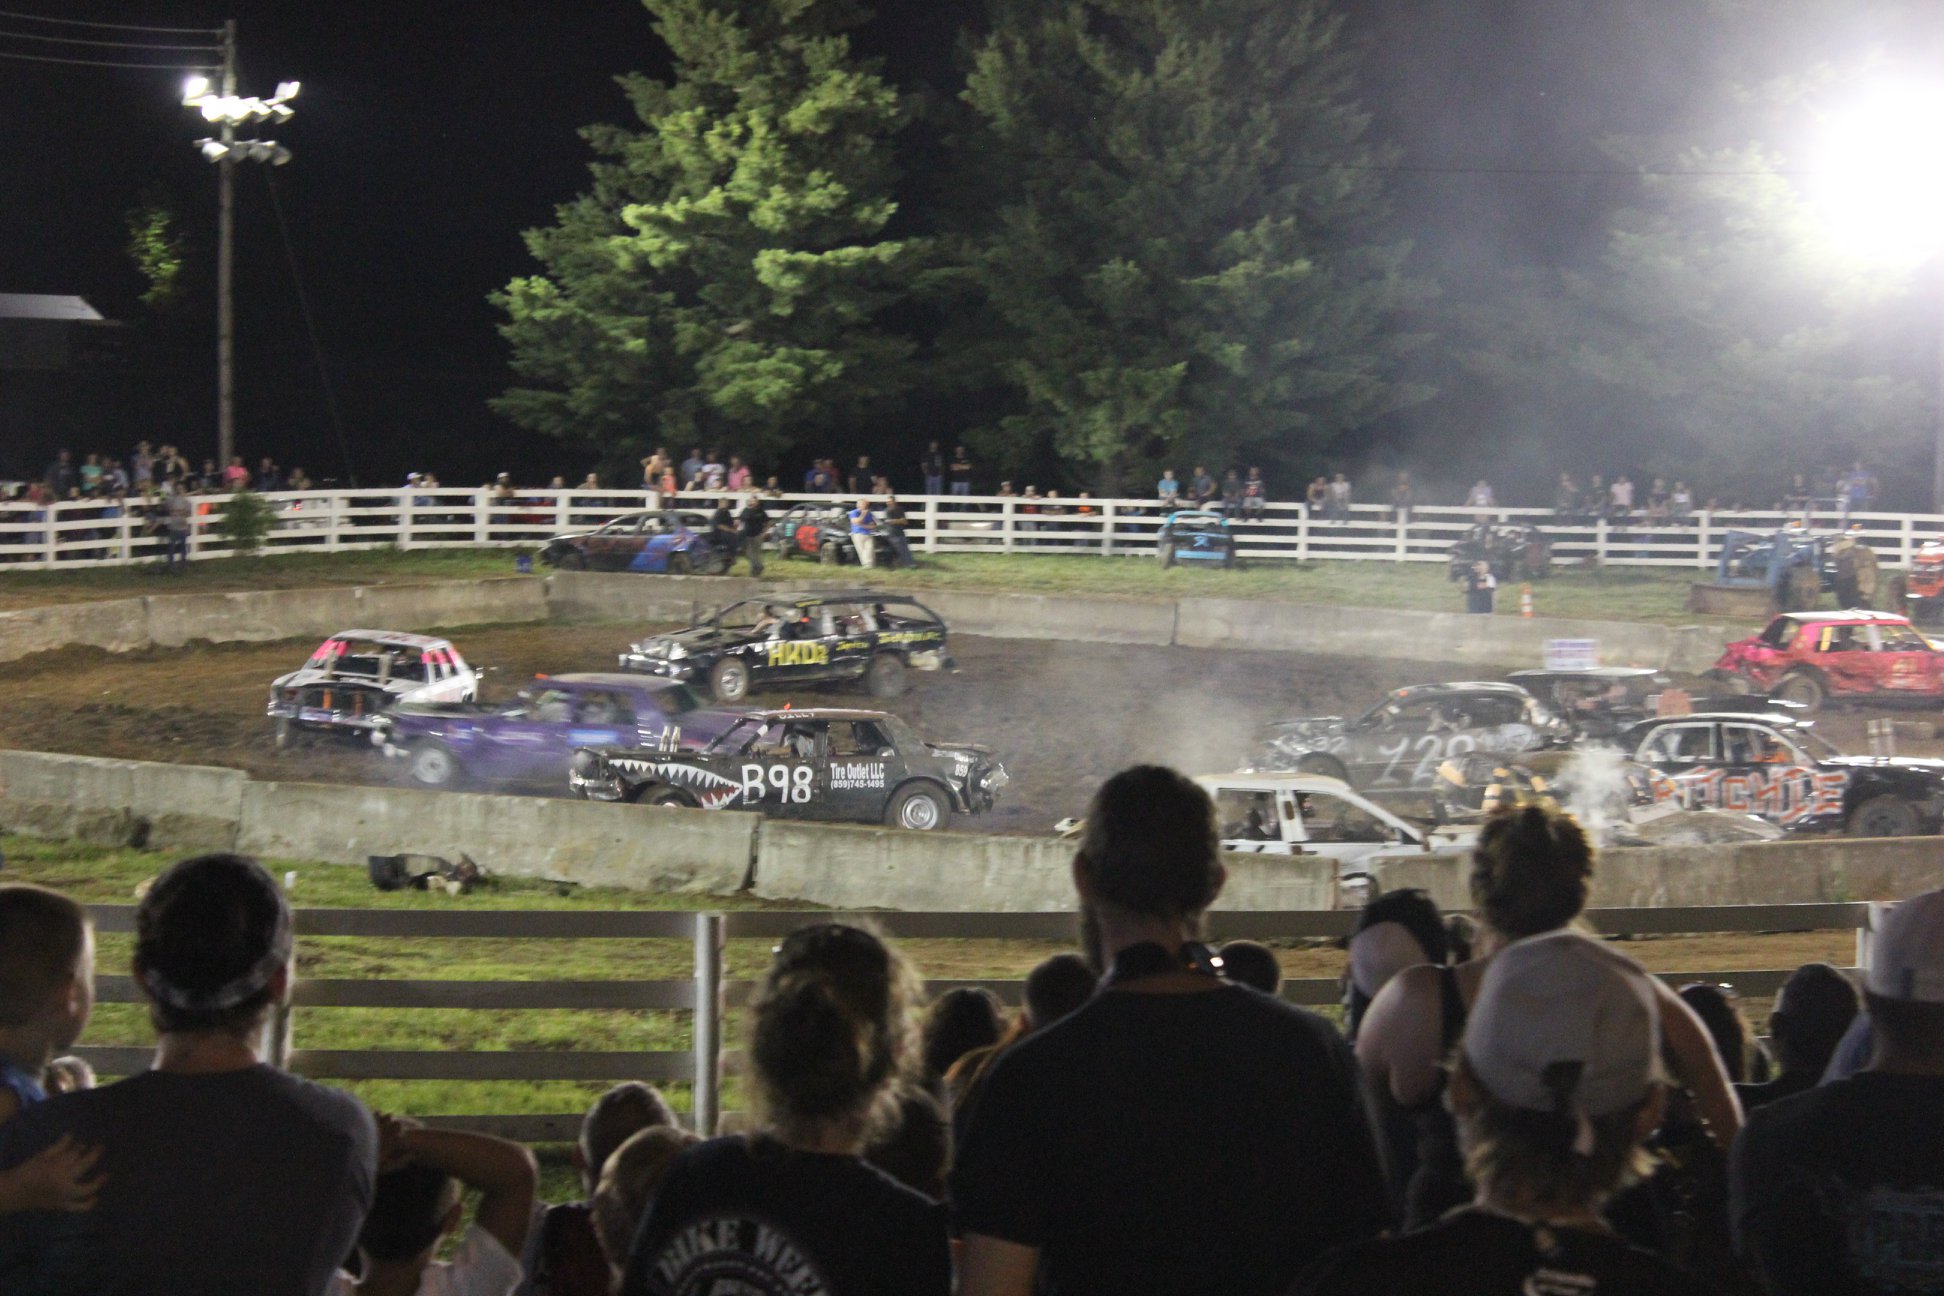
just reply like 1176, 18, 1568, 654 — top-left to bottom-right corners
1256, 683, 1573, 792
618, 592, 954, 704
570, 708, 1008, 831
1622, 712, 1944, 837
768, 503, 898, 567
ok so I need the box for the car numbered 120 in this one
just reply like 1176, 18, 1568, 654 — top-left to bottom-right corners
1255, 682, 1572, 791
569, 708, 1007, 831
1621, 712, 1944, 837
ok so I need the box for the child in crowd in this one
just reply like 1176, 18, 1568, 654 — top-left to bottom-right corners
522, 1081, 678, 1296
589, 1126, 701, 1279
334, 1116, 537, 1296
0, 883, 102, 1216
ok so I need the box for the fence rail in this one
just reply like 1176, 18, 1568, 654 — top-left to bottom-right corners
70, 901, 1881, 1139
3, 486, 1936, 574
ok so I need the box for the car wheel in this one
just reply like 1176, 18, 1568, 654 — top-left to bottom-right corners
1774, 672, 1826, 712
709, 657, 751, 704
864, 654, 906, 698
666, 551, 692, 576
1848, 794, 1919, 838
886, 783, 947, 831
819, 541, 841, 566
556, 550, 587, 571
1295, 754, 1351, 784
1160, 542, 1176, 568
642, 786, 696, 809
407, 741, 460, 789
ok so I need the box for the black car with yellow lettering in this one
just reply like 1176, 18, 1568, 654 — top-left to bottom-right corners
617, 591, 955, 704
569, 708, 1008, 831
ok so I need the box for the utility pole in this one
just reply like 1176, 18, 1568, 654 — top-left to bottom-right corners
217, 18, 236, 472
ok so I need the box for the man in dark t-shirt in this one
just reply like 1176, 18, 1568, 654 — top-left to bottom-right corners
737, 495, 771, 577
1732, 887, 1944, 1296
952, 766, 1390, 1296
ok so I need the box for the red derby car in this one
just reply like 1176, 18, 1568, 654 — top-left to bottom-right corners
1708, 610, 1944, 712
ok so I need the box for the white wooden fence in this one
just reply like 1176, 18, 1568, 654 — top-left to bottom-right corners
2, 487, 1937, 573
72, 901, 1881, 1139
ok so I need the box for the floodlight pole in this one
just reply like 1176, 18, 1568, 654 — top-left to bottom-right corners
217, 18, 237, 471
1933, 259, 1944, 515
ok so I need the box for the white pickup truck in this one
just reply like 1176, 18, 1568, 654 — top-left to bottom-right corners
1058, 771, 1472, 877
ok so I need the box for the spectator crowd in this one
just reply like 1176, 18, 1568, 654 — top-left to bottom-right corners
1, 767, 1940, 1294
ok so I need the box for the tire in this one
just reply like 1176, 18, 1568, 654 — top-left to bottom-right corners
1295, 753, 1351, 784
1160, 542, 1176, 568
1774, 671, 1826, 712
1849, 794, 1919, 838
886, 782, 948, 831
407, 740, 461, 789
864, 654, 906, 698
642, 786, 696, 809
666, 551, 692, 576
708, 657, 751, 704
819, 541, 842, 566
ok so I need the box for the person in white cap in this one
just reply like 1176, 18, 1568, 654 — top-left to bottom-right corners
1732, 885, 1944, 1295
1296, 930, 1712, 1295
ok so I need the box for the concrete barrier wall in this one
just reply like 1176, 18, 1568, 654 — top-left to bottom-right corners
0, 750, 245, 852
143, 578, 548, 650
0, 598, 152, 663
754, 820, 1078, 910
233, 780, 757, 893
916, 590, 1178, 645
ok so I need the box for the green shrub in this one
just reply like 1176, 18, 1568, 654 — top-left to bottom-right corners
217, 489, 277, 557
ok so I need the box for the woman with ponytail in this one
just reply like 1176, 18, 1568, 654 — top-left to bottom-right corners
1356, 805, 1742, 1230
619, 922, 949, 1296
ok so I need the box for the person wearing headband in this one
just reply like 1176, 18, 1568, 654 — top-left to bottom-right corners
0, 853, 378, 1295
1296, 931, 1710, 1295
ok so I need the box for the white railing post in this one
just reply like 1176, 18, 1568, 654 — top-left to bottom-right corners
326, 493, 343, 552
1858, 901, 1891, 974
1697, 512, 1711, 570
555, 491, 571, 533
1595, 517, 1609, 564
398, 489, 415, 550
116, 507, 133, 563
1297, 504, 1311, 561
1102, 500, 1117, 556
43, 501, 61, 568
474, 489, 490, 546
923, 495, 938, 554
692, 912, 724, 1136
1001, 498, 1016, 552
1904, 517, 1916, 568
1393, 507, 1408, 562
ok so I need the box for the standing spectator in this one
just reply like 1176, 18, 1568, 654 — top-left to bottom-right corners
0, 853, 378, 1293
946, 954, 1097, 1145
1554, 472, 1580, 518
78, 454, 103, 496
1220, 470, 1245, 516
1306, 475, 1330, 513
849, 497, 878, 569
640, 451, 665, 493
1326, 471, 1353, 522
1732, 887, 1944, 1295
949, 446, 974, 495
1389, 471, 1414, 522
163, 481, 193, 570
1670, 480, 1695, 523
256, 457, 282, 491
737, 493, 771, 577
1216, 940, 1283, 995
952, 766, 1390, 1296
287, 467, 314, 491
1157, 468, 1181, 508
579, 471, 600, 491
0, 884, 102, 1217
1018, 486, 1040, 535
883, 495, 915, 569
129, 441, 155, 490
921, 441, 945, 496
43, 450, 74, 498
1839, 460, 1877, 522
330, 1118, 536, 1296
709, 497, 740, 559
1465, 478, 1497, 510
1464, 560, 1497, 614
1609, 473, 1635, 520
1736, 963, 1858, 1114
621, 923, 950, 1296
1296, 932, 1711, 1296
699, 450, 726, 491
219, 455, 249, 490
726, 456, 751, 492
1242, 467, 1267, 519
679, 448, 705, 490
805, 459, 837, 493
1188, 464, 1217, 507
922, 988, 1004, 1088
846, 456, 873, 495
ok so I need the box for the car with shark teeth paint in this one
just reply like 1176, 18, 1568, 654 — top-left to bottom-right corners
568, 707, 1007, 831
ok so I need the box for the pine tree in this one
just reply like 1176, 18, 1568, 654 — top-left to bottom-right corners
494, 0, 915, 472
947, 0, 1428, 492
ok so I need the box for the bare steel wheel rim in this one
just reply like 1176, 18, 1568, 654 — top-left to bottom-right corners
412, 746, 454, 785
901, 792, 942, 830
718, 661, 748, 699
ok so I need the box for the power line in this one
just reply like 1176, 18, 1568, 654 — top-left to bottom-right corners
264, 166, 358, 487
0, 7, 217, 34
0, 27, 219, 51
0, 47, 216, 69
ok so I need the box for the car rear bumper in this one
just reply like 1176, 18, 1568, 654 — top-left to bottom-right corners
618, 654, 698, 679
568, 772, 625, 802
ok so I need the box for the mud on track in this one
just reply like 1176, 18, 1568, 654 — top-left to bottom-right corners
3, 622, 1936, 834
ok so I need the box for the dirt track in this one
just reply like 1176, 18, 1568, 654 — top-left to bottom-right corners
1, 625, 1533, 832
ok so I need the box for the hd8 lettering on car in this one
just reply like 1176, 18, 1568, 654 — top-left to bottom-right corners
767, 642, 831, 668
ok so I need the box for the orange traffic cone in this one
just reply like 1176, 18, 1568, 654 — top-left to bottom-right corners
1520, 583, 1534, 618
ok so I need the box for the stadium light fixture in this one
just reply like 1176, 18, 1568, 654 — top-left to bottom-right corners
1811, 83, 1944, 267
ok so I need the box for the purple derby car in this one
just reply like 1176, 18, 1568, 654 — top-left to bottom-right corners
369, 672, 741, 790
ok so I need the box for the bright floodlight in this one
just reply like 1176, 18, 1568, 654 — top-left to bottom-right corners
1813, 83, 1944, 266
274, 80, 300, 101
182, 75, 210, 102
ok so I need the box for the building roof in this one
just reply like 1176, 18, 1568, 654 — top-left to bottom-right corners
0, 294, 103, 322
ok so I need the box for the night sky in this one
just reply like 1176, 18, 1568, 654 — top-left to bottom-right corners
0, 1, 1914, 491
